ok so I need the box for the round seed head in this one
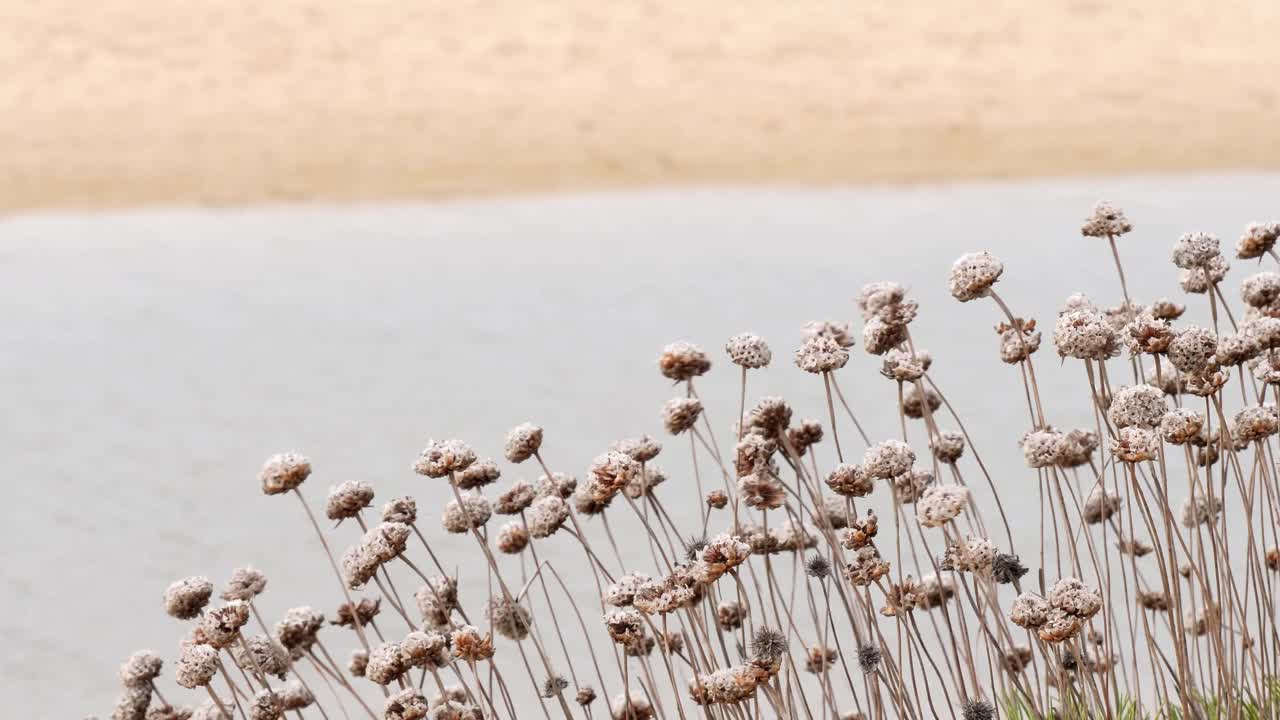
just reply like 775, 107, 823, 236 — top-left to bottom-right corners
325, 480, 374, 521
862, 317, 908, 355
220, 566, 267, 603
1048, 577, 1103, 618
746, 397, 793, 439
802, 320, 855, 348
274, 606, 324, 656
384, 688, 429, 720
348, 650, 368, 677
997, 320, 1041, 363
415, 576, 459, 627
365, 642, 408, 685
930, 431, 966, 463
232, 634, 289, 680
881, 347, 931, 381
991, 553, 1029, 584
1112, 426, 1158, 463
794, 335, 850, 373
496, 521, 530, 554
1216, 332, 1260, 366
1058, 428, 1099, 468
164, 576, 214, 620
662, 397, 703, 435
916, 485, 969, 528
525, 495, 569, 538
1160, 408, 1204, 445
658, 341, 711, 382
486, 596, 533, 640
1010, 592, 1050, 629
948, 251, 1004, 302
901, 386, 941, 419
1108, 384, 1167, 428
1180, 255, 1229, 293
1172, 232, 1222, 269
1020, 429, 1064, 468
1233, 405, 1278, 442
441, 494, 492, 534
1181, 496, 1223, 527
1054, 308, 1120, 360
197, 600, 250, 649
413, 439, 476, 478
258, 453, 311, 496
111, 684, 151, 720
1241, 271, 1280, 308
857, 644, 882, 673
1150, 298, 1186, 320
1238, 222, 1280, 259
382, 496, 418, 524
962, 699, 995, 720
332, 597, 381, 628
119, 650, 164, 687
1082, 486, 1122, 525
494, 479, 536, 515
612, 434, 662, 463
1081, 201, 1132, 237
503, 422, 543, 463
892, 468, 934, 504
725, 333, 772, 369
174, 644, 219, 689
750, 627, 787, 659
1168, 326, 1218, 373
454, 458, 501, 490
805, 554, 832, 579
863, 440, 914, 479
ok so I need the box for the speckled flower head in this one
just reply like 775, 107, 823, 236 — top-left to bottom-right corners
221, 567, 268, 602
366, 642, 408, 685
862, 317, 909, 355
384, 688, 429, 720
1082, 486, 1122, 525
1108, 384, 1167, 428
892, 468, 934, 504
257, 453, 311, 496
1159, 408, 1204, 445
119, 650, 164, 687
857, 281, 906, 319
111, 684, 151, 720
802, 320, 855, 349
493, 479, 535, 515
1233, 405, 1278, 442
197, 600, 250, 648
1019, 429, 1064, 468
658, 341, 711, 382
325, 480, 375, 521
1172, 232, 1222, 269
1058, 428, 1099, 468
941, 535, 996, 574
164, 576, 214, 620
401, 630, 450, 669
1113, 426, 1158, 463
526, 495, 569, 538
585, 451, 641, 501
948, 251, 1003, 302
485, 596, 533, 640
495, 521, 530, 554
1180, 255, 1229, 293
794, 334, 850, 373
902, 386, 941, 419
1238, 222, 1280, 259
962, 699, 995, 720
382, 496, 418, 524
175, 644, 219, 689
916, 485, 969, 528
930, 431, 965, 463
274, 606, 324, 655
1081, 201, 1132, 238
441, 494, 492, 534
332, 597, 381, 628
1010, 592, 1049, 629
1216, 332, 1261, 367
1150, 297, 1186, 320
454, 458, 500, 490
415, 576, 458, 627
1242, 271, 1280, 309
786, 419, 823, 456
738, 471, 785, 510
503, 423, 543, 463
612, 434, 662, 463
413, 439, 477, 478
233, 634, 289, 680
534, 471, 576, 499
725, 333, 772, 369
1168, 326, 1218, 373
1054, 308, 1120, 360
661, 397, 703, 435
746, 396, 793, 439
843, 545, 891, 586
1125, 309, 1174, 356
863, 439, 914, 479
880, 347, 931, 381
610, 694, 655, 720
997, 319, 1041, 363
1048, 577, 1103, 618
1245, 316, 1280, 351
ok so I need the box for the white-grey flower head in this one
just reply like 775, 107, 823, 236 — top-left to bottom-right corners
1167, 326, 1218, 374
413, 439, 477, 478
1082, 486, 1122, 525
802, 320, 855, 349
612, 434, 662, 463
1081, 201, 1132, 238
175, 644, 219, 689
892, 468, 934, 504
384, 688, 429, 720
658, 341, 711, 382
948, 251, 1003, 302
258, 453, 311, 496
794, 334, 850, 373
930, 431, 965, 463
1010, 592, 1050, 629
1180, 255, 1229, 294
1113, 427, 1158, 463
441, 494, 492, 534
232, 634, 289, 680
119, 650, 164, 687
746, 396, 792, 439
493, 479, 536, 515
863, 440, 914, 479
414, 576, 459, 628
862, 317, 909, 355
825, 463, 873, 497
997, 320, 1041, 363
1159, 408, 1204, 445
535, 471, 577, 499
1150, 297, 1186, 320
1171, 232, 1222, 269
486, 596, 533, 640
1238, 222, 1280, 259
916, 485, 969, 528
725, 333, 772, 369
880, 347, 931, 381
274, 606, 324, 656
365, 642, 408, 686
526, 495, 569, 538
325, 480, 375, 521
504, 422, 543, 463
662, 397, 703, 435
1215, 332, 1260, 367
1233, 405, 1278, 442
164, 576, 214, 620
454, 458, 501, 490
901, 385, 941, 419
1241, 271, 1280, 310
1048, 577, 1103, 618
382, 496, 418, 524
1108, 384, 1167, 428
221, 566, 268, 602
1019, 429, 1064, 469
1054, 308, 1120, 360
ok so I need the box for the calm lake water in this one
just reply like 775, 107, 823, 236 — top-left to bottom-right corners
4, 175, 1278, 717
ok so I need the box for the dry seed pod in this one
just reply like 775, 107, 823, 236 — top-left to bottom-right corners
658, 341, 711, 382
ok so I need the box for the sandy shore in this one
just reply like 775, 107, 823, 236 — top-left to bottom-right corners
3, 1, 1280, 211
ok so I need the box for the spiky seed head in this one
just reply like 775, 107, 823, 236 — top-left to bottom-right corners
805, 554, 832, 580
750, 627, 786, 659
857, 644, 882, 673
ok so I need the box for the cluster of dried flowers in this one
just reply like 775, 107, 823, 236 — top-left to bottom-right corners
92, 202, 1280, 720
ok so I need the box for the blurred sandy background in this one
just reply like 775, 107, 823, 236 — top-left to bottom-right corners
3, 1, 1280, 211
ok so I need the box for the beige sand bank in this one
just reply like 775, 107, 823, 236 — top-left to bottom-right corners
3, 1, 1280, 211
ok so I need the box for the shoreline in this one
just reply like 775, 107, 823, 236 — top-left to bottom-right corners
4, 2, 1280, 212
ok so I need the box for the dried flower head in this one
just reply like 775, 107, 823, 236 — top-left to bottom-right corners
862, 317, 909, 355
232, 634, 289, 680
1010, 592, 1050, 629
119, 650, 164, 688
441, 494, 492, 534
1168, 326, 1218, 374
795, 335, 850, 373
1180, 495, 1223, 527
366, 642, 408, 685
863, 439, 915, 479
916, 485, 969, 527
503, 422, 543, 463
941, 535, 996, 574
802, 320, 855, 348
493, 479, 535, 515
274, 606, 323, 656
1020, 429, 1064, 468
348, 650, 368, 677
197, 600, 250, 649
454, 459, 500, 490
1113, 426, 1158, 463
825, 463, 872, 497
746, 397, 793, 439
705, 489, 729, 509
384, 688, 429, 720
716, 600, 745, 630
401, 630, 450, 669
486, 596, 533, 640
901, 386, 941, 419
1233, 405, 1278, 442
1058, 428, 1099, 468
111, 684, 151, 720
1180, 255, 1229, 293
413, 439, 477, 478
496, 520, 530, 554
916, 573, 956, 609
1082, 486, 1122, 524
1001, 645, 1034, 674
1172, 232, 1222, 269
857, 281, 911, 321
840, 512, 879, 549
1215, 332, 1260, 366
750, 627, 787, 659
804, 645, 838, 674
992, 553, 1028, 585
450, 625, 494, 662
1238, 222, 1280, 259
258, 453, 311, 496
575, 687, 598, 707
1054, 308, 1120, 360
1137, 590, 1170, 611
175, 644, 219, 689
962, 699, 995, 720
738, 471, 786, 510
326, 480, 375, 521
1081, 201, 1132, 237
662, 397, 703, 435
881, 347, 931, 381
949, 252, 1004, 302
164, 577, 214, 620
1265, 547, 1279, 572
725, 333, 772, 369
541, 676, 570, 699
586, 451, 641, 501
843, 545, 891, 586
610, 694, 654, 720
612, 434, 662, 463
1108, 384, 1167, 428
658, 341, 711, 382
414, 576, 458, 627
1048, 577, 1103, 618
332, 597, 381, 628
382, 496, 418, 524
804, 554, 832, 579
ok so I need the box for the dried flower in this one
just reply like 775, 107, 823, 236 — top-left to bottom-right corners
111, 684, 151, 720
725, 333, 772, 369
941, 535, 996, 573
1167, 326, 1218, 374
486, 597, 533, 640
705, 489, 729, 509
332, 597, 381, 628
384, 689, 430, 720
541, 676, 570, 699
863, 439, 915, 479
1180, 495, 1223, 527
841, 512, 879, 549
662, 397, 703, 435
1109, 384, 1167, 428
119, 650, 164, 687
366, 642, 408, 685
949, 252, 1004, 302
612, 434, 662, 464
1216, 333, 1260, 367
1054, 308, 1119, 360
258, 453, 311, 496
1137, 591, 1170, 611
496, 521, 530, 554
1010, 592, 1049, 629
826, 463, 873, 497
1159, 409, 1203, 445
917, 573, 956, 609
401, 630, 450, 669
348, 650, 368, 677
414, 439, 477, 478
992, 553, 1028, 584
575, 687, 597, 706
795, 335, 850, 373
1048, 577, 1103, 618
916, 485, 969, 527
415, 576, 458, 627
586, 451, 641, 501
326, 480, 374, 521
1112, 426, 1158, 463
493, 480, 535, 515
701, 533, 753, 581
451, 625, 495, 662
274, 606, 323, 657
1058, 428, 1099, 468
717, 601, 745, 630
1180, 255, 1230, 293
738, 471, 785, 510
175, 644, 219, 689
197, 601, 250, 649
1238, 222, 1280, 259
164, 576, 214, 620
604, 608, 646, 644
803, 320, 855, 348
1233, 405, 1278, 442
382, 496, 418, 524
786, 419, 823, 456
658, 341, 711, 382
1082, 486, 1122, 525
805, 554, 832, 579
891, 468, 934, 504
863, 318, 909, 355
503, 423, 543, 463
1081, 201, 1132, 237
610, 694, 654, 720
746, 397, 793, 439
1172, 232, 1222, 269
1001, 645, 1034, 674
450, 459, 498, 490
441, 494, 492, 534
750, 627, 787, 659
962, 699, 995, 720
805, 646, 838, 674
1020, 429, 1064, 468
232, 635, 289, 680
901, 386, 941, 419
881, 348, 931, 381
843, 545, 891, 586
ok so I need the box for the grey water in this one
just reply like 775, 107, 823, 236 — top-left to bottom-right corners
3, 174, 1278, 717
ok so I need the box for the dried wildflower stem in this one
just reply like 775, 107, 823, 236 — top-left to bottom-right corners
293, 489, 372, 654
